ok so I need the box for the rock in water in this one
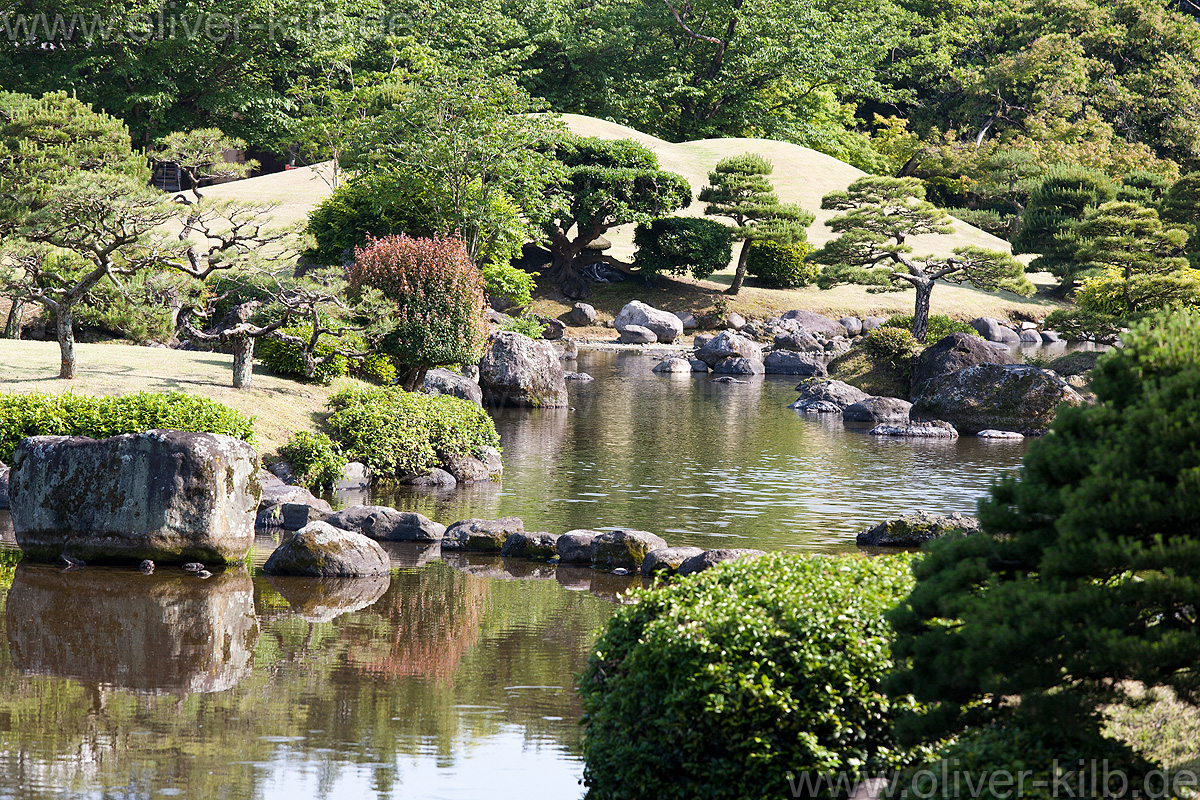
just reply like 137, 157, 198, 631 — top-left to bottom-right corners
441, 517, 526, 552
9, 431, 259, 565
641, 546, 705, 576
422, 368, 483, 406
912, 363, 1083, 434
789, 379, 870, 413
0, 460, 8, 510
694, 330, 763, 368
868, 421, 959, 439
843, 396, 913, 424
324, 506, 446, 542
614, 300, 684, 344
591, 529, 668, 569
556, 530, 602, 564
856, 512, 980, 547
910, 332, 1017, 400
501, 531, 560, 559
677, 548, 766, 576
478, 331, 569, 408
762, 350, 827, 376
652, 357, 694, 374
263, 521, 390, 577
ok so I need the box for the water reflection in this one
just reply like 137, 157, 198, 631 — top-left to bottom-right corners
267, 574, 390, 623
7, 563, 258, 694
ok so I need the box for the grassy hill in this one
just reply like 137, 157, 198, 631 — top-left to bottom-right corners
200, 114, 1062, 329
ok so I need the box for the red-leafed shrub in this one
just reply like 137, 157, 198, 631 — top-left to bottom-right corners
349, 235, 488, 389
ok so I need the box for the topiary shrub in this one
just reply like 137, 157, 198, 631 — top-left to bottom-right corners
633, 216, 734, 280
579, 553, 929, 800
884, 314, 975, 342
0, 391, 255, 462
277, 430, 346, 490
745, 239, 818, 288
325, 385, 499, 478
347, 235, 488, 390
481, 261, 537, 311
863, 326, 922, 370
305, 173, 436, 265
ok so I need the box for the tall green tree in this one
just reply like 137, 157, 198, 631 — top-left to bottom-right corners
1160, 172, 1200, 268
534, 136, 692, 299
811, 176, 1031, 342
1012, 164, 1115, 294
888, 308, 1200, 755
697, 153, 813, 295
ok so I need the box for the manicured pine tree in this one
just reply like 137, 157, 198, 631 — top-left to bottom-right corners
698, 153, 813, 295
1159, 171, 1200, 268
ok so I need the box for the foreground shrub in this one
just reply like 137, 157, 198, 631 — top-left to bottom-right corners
883, 314, 974, 342
481, 261, 537, 311
325, 386, 498, 478
888, 309, 1200, 759
745, 239, 818, 288
277, 431, 346, 490
0, 391, 255, 461
347, 235, 488, 390
634, 216, 734, 280
579, 553, 927, 800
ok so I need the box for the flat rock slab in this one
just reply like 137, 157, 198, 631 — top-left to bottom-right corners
591, 529, 668, 569
325, 506, 446, 542
677, 548, 766, 577
857, 512, 980, 547
868, 421, 959, 439
263, 521, 391, 577
10, 431, 259, 565
441, 517, 526, 552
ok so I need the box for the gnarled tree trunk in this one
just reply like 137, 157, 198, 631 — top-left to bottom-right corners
912, 280, 934, 343
725, 238, 753, 295
4, 299, 23, 339
56, 302, 76, 380
231, 335, 255, 389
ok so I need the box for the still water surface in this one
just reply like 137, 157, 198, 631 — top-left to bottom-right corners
0, 349, 1031, 799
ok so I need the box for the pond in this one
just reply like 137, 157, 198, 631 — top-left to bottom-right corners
0, 348, 1034, 799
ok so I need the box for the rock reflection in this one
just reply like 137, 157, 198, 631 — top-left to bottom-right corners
267, 574, 390, 622
7, 563, 258, 694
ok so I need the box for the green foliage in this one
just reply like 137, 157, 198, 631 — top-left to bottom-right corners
1160, 172, 1200, 269
497, 314, 545, 339
1013, 165, 1116, 290
149, 128, 257, 200
745, 239, 817, 288
1117, 170, 1172, 206
72, 270, 188, 344
0, 391, 255, 462
884, 314, 975, 341
306, 173, 439, 265
863, 326, 922, 372
579, 553, 929, 799
633, 216, 734, 280
257, 325, 353, 385
277, 431, 347, 490
480, 261, 537, 310
325, 386, 499, 478
347, 235, 488, 385
888, 308, 1200, 754
945, 207, 1016, 240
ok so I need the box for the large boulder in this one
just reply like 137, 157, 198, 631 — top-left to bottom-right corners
912, 363, 1084, 434
838, 317, 863, 337
772, 330, 822, 352
762, 350, 827, 377
843, 396, 913, 424
591, 529, 668, 570
652, 357, 695, 374
263, 521, 390, 577
856, 511, 980, 547
780, 309, 845, 339
618, 324, 657, 344
423, 368, 483, 406
556, 530, 602, 564
695, 330, 762, 367
501, 531, 560, 559
614, 300, 684, 344
969, 317, 1020, 345
478, 331, 569, 408
9, 431, 259, 565
677, 548, 766, 577
324, 506, 446, 542
910, 332, 1018, 400
712, 356, 764, 375
441, 517, 525, 552
641, 546, 705, 577
789, 379, 870, 413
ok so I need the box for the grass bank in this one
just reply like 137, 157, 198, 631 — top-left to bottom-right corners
0, 339, 361, 455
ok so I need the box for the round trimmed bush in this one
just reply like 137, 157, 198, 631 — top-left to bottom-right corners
325, 386, 499, 478
481, 261, 537, 311
305, 173, 436, 265
863, 326, 922, 370
634, 216, 734, 280
277, 431, 346, 490
745, 239, 818, 288
579, 553, 927, 800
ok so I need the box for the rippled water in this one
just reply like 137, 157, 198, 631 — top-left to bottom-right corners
0, 347, 1038, 799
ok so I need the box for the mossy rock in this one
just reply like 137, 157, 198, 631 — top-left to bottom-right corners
826, 348, 912, 399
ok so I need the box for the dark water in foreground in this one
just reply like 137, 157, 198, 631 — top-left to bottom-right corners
0, 349, 1033, 799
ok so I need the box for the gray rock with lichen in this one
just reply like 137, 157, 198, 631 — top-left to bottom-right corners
856, 511, 980, 547
263, 521, 390, 576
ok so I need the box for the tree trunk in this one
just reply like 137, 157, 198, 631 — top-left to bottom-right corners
4, 299, 23, 339
725, 238, 753, 295
231, 335, 255, 389
57, 302, 77, 379
912, 281, 934, 343
548, 243, 591, 300
397, 366, 428, 392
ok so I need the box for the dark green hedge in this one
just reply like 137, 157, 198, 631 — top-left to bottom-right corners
0, 391, 256, 462
746, 239, 818, 288
634, 216, 734, 280
579, 552, 926, 800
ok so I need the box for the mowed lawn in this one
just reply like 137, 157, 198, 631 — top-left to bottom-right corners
0, 339, 360, 454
